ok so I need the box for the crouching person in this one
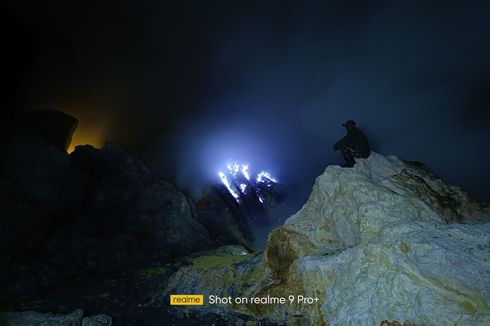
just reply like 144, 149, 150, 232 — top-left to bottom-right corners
333, 120, 371, 167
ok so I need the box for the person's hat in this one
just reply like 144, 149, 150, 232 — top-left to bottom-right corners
342, 120, 356, 127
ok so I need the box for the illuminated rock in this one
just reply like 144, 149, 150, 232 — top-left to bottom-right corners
166, 152, 490, 325
282, 152, 489, 254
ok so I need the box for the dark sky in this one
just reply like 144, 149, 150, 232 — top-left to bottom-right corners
5, 1, 490, 201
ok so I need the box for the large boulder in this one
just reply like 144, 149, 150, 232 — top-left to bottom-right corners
4, 109, 78, 151
166, 152, 490, 325
279, 153, 489, 256
68, 143, 212, 262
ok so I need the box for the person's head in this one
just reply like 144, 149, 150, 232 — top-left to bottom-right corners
342, 120, 356, 131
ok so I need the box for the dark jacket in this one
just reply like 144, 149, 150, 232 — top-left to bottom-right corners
333, 127, 371, 158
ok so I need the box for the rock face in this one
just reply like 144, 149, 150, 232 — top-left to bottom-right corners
0, 136, 212, 300
197, 177, 304, 250
30, 143, 213, 277
166, 153, 490, 325
0, 134, 83, 258
69, 143, 212, 261
197, 186, 252, 249
4, 110, 79, 151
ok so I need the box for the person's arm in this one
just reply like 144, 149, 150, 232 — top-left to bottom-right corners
333, 135, 349, 151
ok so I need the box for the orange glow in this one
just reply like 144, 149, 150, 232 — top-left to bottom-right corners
65, 110, 108, 153
30, 85, 123, 153
68, 126, 106, 153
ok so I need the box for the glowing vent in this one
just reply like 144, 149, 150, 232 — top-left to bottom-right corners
218, 162, 277, 203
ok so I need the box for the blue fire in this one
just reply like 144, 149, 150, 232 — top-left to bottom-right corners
218, 162, 277, 203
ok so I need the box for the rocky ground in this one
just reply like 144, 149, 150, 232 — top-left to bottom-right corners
0, 129, 260, 325
0, 259, 258, 325
1, 115, 489, 325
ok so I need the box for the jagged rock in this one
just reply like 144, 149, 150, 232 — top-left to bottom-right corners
5, 110, 78, 151
0, 308, 84, 326
0, 139, 213, 301
280, 152, 489, 255
298, 221, 490, 325
165, 152, 490, 325
197, 178, 303, 250
81, 314, 112, 326
197, 186, 252, 249
70, 143, 151, 182
68, 143, 212, 261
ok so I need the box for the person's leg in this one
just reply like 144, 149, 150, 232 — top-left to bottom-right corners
351, 148, 369, 159
341, 147, 355, 167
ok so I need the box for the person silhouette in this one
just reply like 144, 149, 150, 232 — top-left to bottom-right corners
333, 120, 371, 167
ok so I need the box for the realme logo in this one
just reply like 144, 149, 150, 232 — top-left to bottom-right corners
170, 294, 204, 305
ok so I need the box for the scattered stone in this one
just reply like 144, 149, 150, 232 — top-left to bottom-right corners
81, 314, 112, 326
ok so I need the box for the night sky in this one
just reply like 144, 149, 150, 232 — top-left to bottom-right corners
5, 1, 490, 201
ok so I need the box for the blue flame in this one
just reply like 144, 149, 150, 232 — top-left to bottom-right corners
256, 171, 277, 183
218, 171, 240, 200
240, 183, 247, 193
241, 164, 250, 180
218, 162, 277, 203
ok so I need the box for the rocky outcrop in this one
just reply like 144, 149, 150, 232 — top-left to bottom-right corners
166, 153, 490, 325
0, 136, 213, 301
197, 176, 304, 250
3, 110, 78, 151
197, 186, 252, 249
69, 143, 212, 260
